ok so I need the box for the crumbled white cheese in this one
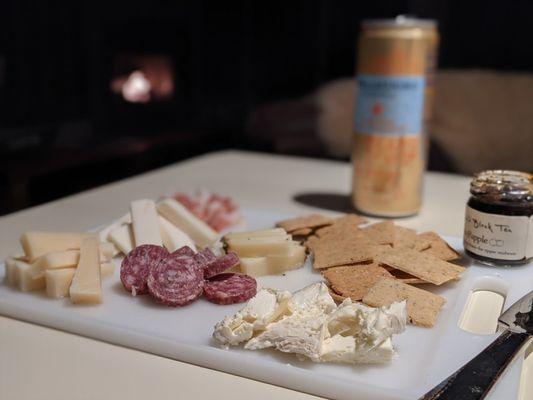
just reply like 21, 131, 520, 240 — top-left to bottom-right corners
213, 282, 407, 364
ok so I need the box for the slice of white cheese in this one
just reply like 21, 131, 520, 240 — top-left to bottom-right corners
69, 237, 102, 304
98, 213, 131, 242
108, 224, 134, 255
130, 199, 163, 247
158, 216, 195, 252
227, 237, 297, 257
238, 245, 306, 277
157, 198, 218, 248
15, 261, 45, 292
225, 228, 288, 240
20, 232, 93, 261
33, 245, 114, 271
45, 268, 76, 298
4, 258, 20, 286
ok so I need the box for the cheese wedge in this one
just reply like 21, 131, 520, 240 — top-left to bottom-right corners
15, 260, 45, 292
158, 216, 195, 252
131, 199, 163, 247
69, 237, 102, 304
45, 268, 76, 298
46, 262, 114, 299
4, 258, 19, 286
238, 245, 307, 277
157, 199, 218, 248
20, 232, 93, 261
227, 237, 296, 257
108, 224, 134, 254
225, 228, 288, 240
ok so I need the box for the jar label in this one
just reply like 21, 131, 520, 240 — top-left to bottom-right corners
354, 75, 425, 136
464, 206, 533, 261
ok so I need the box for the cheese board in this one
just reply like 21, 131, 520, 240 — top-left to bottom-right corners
1, 207, 532, 400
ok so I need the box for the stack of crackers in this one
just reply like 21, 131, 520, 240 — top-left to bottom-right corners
276, 214, 464, 328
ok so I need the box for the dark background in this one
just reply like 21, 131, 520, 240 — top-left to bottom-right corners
1, 0, 532, 215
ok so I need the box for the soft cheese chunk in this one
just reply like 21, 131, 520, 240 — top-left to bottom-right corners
157, 199, 218, 248
131, 199, 163, 247
158, 216, 195, 252
213, 282, 407, 364
213, 288, 291, 347
108, 224, 134, 255
20, 232, 92, 261
69, 237, 102, 304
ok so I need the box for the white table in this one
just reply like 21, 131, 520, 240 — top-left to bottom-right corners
0, 150, 471, 400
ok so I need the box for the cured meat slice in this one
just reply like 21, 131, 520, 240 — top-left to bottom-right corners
204, 273, 257, 305
193, 247, 217, 269
173, 246, 196, 258
147, 253, 204, 306
204, 252, 240, 279
120, 245, 169, 296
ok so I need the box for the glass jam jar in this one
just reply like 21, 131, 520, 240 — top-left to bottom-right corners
463, 170, 532, 266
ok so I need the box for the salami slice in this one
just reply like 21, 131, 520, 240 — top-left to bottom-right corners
203, 252, 240, 279
147, 253, 204, 306
204, 273, 257, 305
120, 245, 169, 296
173, 246, 196, 258
193, 247, 217, 269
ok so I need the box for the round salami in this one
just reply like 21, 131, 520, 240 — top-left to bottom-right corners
173, 246, 196, 258
193, 247, 217, 269
204, 273, 257, 305
120, 245, 169, 296
203, 252, 240, 279
147, 253, 204, 306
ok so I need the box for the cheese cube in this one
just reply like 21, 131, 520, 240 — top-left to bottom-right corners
16, 261, 45, 292
20, 232, 92, 261
69, 237, 102, 304
130, 199, 163, 247
108, 224, 134, 255
45, 268, 76, 298
239, 245, 306, 277
158, 216, 195, 252
157, 199, 218, 248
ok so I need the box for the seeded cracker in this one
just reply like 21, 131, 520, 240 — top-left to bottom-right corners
392, 226, 419, 250
276, 214, 334, 233
313, 240, 391, 269
377, 248, 464, 285
290, 227, 313, 236
323, 263, 394, 300
363, 278, 446, 328
315, 214, 367, 238
361, 221, 395, 245
327, 286, 348, 303
388, 270, 427, 285
419, 231, 461, 261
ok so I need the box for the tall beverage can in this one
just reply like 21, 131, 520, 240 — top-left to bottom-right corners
351, 16, 439, 217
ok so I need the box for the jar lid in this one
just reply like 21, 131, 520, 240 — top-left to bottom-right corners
470, 170, 532, 202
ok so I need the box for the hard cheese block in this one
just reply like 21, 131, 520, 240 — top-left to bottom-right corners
108, 224, 134, 254
227, 236, 296, 257
45, 262, 114, 299
158, 216, 195, 252
14, 260, 45, 292
131, 199, 163, 247
239, 245, 306, 277
157, 198, 218, 248
20, 232, 93, 261
69, 237, 102, 304
225, 228, 287, 240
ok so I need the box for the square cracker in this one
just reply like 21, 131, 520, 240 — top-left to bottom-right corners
377, 248, 464, 285
323, 263, 394, 300
327, 286, 348, 303
388, 270, 427, 285
313, 243, 391, 269
291, 227, 313, 236
392, 226, 418, 250
276, 214, 333, 233
361, 221, 395, 245
315, 214, 367, 238
419, 231, 461, 261
363, 278, 446, 328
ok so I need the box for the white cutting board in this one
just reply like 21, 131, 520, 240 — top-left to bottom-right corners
0, 208, 532, 400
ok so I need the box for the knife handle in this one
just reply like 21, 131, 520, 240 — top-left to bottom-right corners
420, 330, 530, 400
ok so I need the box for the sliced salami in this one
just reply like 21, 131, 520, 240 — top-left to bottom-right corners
173, 246, 196, 258
120, 245, 169, 296
147, 253, 204, 307
203, 252, 240, 279
204, 273, 257, 305
193, 247, 217, 269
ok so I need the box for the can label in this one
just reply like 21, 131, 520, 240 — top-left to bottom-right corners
354, 75, 425, 136
464, 206, 533, 260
